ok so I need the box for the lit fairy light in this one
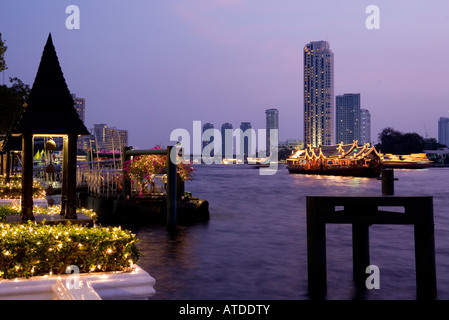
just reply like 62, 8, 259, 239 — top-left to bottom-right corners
0, 220, 140, 280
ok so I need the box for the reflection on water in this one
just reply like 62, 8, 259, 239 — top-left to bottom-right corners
130, 165, 449, 300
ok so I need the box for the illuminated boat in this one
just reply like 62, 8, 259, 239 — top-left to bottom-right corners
246, 157, 271, 168
222, 158, 243, 165
286, 141, 382, 178
381, 153, 433, 169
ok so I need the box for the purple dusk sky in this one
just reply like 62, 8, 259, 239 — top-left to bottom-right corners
1, 1, 449, 149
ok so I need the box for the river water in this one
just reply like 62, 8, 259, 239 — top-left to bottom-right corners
131, 164, 449, 300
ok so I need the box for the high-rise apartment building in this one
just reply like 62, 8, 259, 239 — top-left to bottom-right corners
221, 122, 233, 158
336, 93, 360, 145
93, 123, 128, 151
202, 123, 214, 155
93, 123, 108, 150
71, 93, 85, 124
304, 40, 334, 147
360, 109, 371, 145
240, 122, 252, 159
438, 117, 449, 147
265, 108, 279, 154
104, 127, 128, 151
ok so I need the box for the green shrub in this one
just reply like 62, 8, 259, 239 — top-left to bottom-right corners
0, 206, 18, 222
0, 175, 46, 199
0, 205, 97, 222
0, 222, 140, 279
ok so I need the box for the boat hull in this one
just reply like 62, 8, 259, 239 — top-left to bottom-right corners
382, 162, 433, 169
287, 165, 381, 178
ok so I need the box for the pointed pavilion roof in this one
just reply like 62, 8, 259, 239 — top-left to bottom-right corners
11, 33, 89, 136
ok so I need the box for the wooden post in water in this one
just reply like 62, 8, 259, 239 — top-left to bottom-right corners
166, 146, 177, 231
352, 223, 370, 286
306, 195, 437, 299
413, 197, 437, 299
380, 168, 398, 195
306, 196, 327, 298
121, 146, 132, 199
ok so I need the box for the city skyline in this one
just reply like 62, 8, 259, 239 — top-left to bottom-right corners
1, 1, 448, 149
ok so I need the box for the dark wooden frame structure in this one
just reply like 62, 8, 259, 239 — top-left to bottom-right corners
306, 195, 437, 299
121, 146, 178, 230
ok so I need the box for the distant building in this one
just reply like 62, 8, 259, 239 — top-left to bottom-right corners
279, 139, 304, 151
77, 133, 95, 152
71, 93, 85, 123
69, 93, 86, 150
360, 109, 371, 145
265, 108, 279, 154
304, 40, 334, 147
104, 127, 128, 151
240, 122, 252, 159
336, 93, 360, 144
438, 117, 449, 147
221, 122, 233, 158
93, 123, 128, 151
202, 123, 214, 153
93, 123, 108, 150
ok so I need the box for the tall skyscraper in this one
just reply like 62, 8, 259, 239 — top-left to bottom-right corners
202, 122, 214, 153
71, 93, 85, 123
360, 109, 371, 145
336, 93, 360, 144
304, 40, 334, 147
221, 122, 233, 158
265, 108, 279, 154
438, 117, 449, 147
240, 122, 252, 159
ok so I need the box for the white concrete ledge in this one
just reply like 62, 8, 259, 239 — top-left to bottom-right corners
0, 265, 156, 300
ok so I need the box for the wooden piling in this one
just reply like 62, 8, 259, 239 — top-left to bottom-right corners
380, 168, 398, 195
306, 195, 437, 299
352, 223, 370, 286
166, 146, 177, 231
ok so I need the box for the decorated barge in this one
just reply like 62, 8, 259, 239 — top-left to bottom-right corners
382, 153, 433, 169
286, 141, 382, 178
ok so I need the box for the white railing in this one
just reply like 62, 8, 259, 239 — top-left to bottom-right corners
85, 169, 123, 198
84, 169, 167, 198
33, 160, 168, 198
34, 165, 63, 189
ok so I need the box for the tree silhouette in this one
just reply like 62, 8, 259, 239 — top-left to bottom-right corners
0, 34, 31, 134
0, 32, 7, 72
376, 127, 426, 155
